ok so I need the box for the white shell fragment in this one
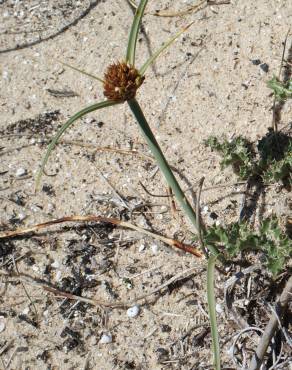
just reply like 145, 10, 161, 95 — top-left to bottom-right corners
0, 316, 6, 333
22, 307, 30, 315
99, 332, 112, 344
51, 260, 60, 269
15, 168, 27, 177
216, 303, 223, 314
138, 244, 145, 252
127, 305, 140, 318
151, 244, 159, 255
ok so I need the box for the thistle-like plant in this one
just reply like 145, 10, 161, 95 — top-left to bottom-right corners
267, 76, 292, 101
37, 2, 221, 368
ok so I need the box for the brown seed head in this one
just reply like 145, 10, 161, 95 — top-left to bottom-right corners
103, 62, 145, 101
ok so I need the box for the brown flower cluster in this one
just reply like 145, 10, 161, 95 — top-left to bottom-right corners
103, 62, 145, 101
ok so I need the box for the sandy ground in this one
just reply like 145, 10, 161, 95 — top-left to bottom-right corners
0, 1, 291, 369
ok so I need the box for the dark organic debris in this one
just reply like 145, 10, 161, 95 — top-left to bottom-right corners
1, 111, 61, 136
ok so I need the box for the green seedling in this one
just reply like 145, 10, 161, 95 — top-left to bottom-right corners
37, 1, 221, 367
267, 76, 292, 101
203, 216, 291, 276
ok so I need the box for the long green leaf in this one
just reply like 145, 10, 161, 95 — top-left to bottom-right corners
139, 22, 194, 76
126, 0, 148, 65
127, 98, 223, 259
207, 254, 221, 370
60, 61, 105, 84
36, 100, 120, 189
127, 98, 199, 232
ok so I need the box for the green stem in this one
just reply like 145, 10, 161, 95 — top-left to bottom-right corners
127, 98, 221, 258
128, 98, 199, 232
207, 254, 221, 370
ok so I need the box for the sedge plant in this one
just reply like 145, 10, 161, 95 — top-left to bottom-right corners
36, 1, 221, 368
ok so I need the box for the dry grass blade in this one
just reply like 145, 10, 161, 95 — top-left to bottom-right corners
1, 266, 199, 309
248, 275, 292, 370
0, 215, 202, 257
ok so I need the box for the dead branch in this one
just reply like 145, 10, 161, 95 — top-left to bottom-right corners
0, 215, 202, 257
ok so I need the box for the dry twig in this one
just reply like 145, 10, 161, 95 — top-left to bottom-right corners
1, 266, 200, 309
248, 275, 292, 370
0, 215, 202, 257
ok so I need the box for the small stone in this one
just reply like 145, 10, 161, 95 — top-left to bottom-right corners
251, 59, 261, 65
22, 307, 30, 315
138, 243, 145, 252
0, 316, 6, 333
55, 270, 62, 281
151, 244, 159, 254
47, 203, 55, 213
127, 305, 140, 318
32, 265, 39, 272
15, 168, 27, 177
209, 212, 218, 220
99, 332, 112, 344
202, 205, 209, 214
260, 63, 269, 73
2, 70, 10, 81
216, 303, 223, 314
51, 260, 60, 269
17, 212, 26, 221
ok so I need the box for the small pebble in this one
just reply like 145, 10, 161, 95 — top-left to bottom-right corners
209, 212, 218, 220
51, 260, 60, 269
0, 316, 6, 333
202, 205, 209, 214
55, 270, 62, 281
127, 305, 140, 318
251, 59, 261, 65
17, 212, 26, 221
138, 243, 145, 252
22, 307, 30, 315
99, 333, 112, 344
2, 70, 10, 81
15, 168, 27, 177
151, 244, 159, 254
260, 63, 269, 73
32, 265, 39, 272
216, 303, 223, 314
47, 203, 55, 213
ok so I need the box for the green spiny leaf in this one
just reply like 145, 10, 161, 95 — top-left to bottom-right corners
267, 76, 292, 101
